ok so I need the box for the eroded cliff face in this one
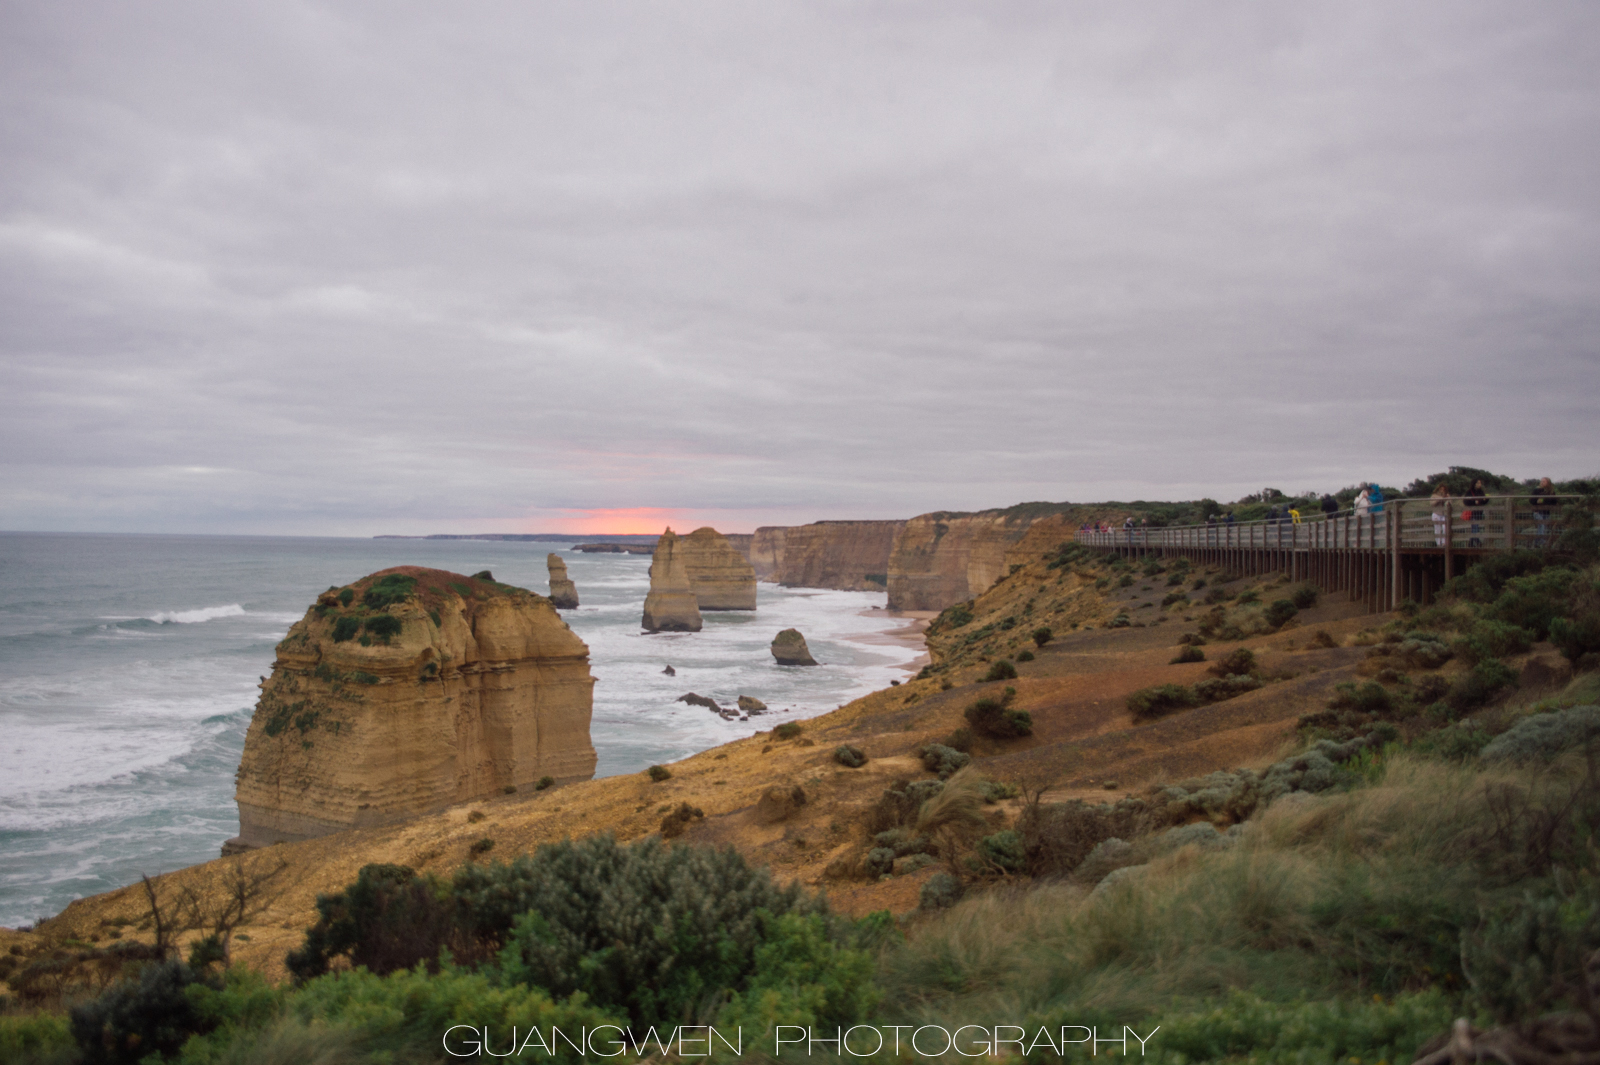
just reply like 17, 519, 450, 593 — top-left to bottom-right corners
766, 520, 904, 590
642, 528, 703, 632
748, 527, 786, 580
679, 527, 757, 610
546, 554, 579, 609
231, 567, 595, 850
887, 511, 1047, 611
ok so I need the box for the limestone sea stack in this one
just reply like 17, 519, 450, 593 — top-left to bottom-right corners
228, 567, 596, 851
771, 628, 818, 666
680, 527, 757, 610
546, 553, 579, 609
641, 528, 703, 632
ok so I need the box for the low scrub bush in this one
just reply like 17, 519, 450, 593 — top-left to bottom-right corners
1448, 658, 1518, 712
1170, 645, 1205, 664
773, 721, 803, 740
646, 764, 672, 782
659, 802, 704, 839
1177, 632, 1206, 646
964, 689, 1032, 739
1484, 567, 1577, 640
1291, 584, 1319, 609
1016, 799, 1151, 878
1480, 705, 1600, 763
1329, 680, 1392, 714
534, 775, 554, 790
330, 616, 360, 643
1016, 649, 1034, 662
833, 744, 867, 768
285, 864, 463, 981
1208, 647, 1257, 678
1031, 626, 1053, 647
1263, 599, 1298, 629
1398, 633, 1453, 669
982, 659, 1018, 682
70, 960, 215, 1065
918, 743, 971, 778
1452, 619, 1532, 666
1127, 684, 1198, 722
919, 873, 963, 911
974, 830, 1026, 873
1161, 591, 1189, 608
1194, 674, 1262, 702
362, 614, 402, 641
1309, 630, 1339, 648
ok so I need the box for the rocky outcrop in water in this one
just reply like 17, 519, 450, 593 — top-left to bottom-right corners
546, 554, 579, 609
679, 527, 757, 610
771, 628, 818, 666
228, 567, 596, 851
641, 528, 703, 632
886, 510, 1049, 611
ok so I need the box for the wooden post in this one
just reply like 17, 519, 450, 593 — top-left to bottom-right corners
1444, 502, 1453, 580
1391, 502, 1402, 609
1507, 496, 1517, 551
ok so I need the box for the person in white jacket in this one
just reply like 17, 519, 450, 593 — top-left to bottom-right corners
1354, 486, 1372, 517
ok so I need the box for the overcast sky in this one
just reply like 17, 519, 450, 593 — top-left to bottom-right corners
2, 2, 1596, 535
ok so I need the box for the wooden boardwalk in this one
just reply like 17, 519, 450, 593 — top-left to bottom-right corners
1077, 496, 1579, 613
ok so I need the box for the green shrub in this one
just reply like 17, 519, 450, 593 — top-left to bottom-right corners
714, 911, 880, 1037
1480, 705, 1600, 763
1485, 567, 1577, 639
362, 614, 402, 641
70, 960, 215, 1065
336, 588, 354, 607
1208, 647, 1257, 677
983, 659, 1018, 682
486, 835, 824, 1030
964, 695, 1033, 739
471, 570, 493, 581
1465, 870, 1600, 1024
330, 616, 360, 643
919, 743, 972, 778
1177, 632, 1207, 646
1329, 681, 1392, 713
1291, 585, 1319, 609
646, 764, 672, 782
1170, 645, 1205, 664
361, 574, 417, 610
285, 864, 460, 981
937, 603, 974, 630
1016, 649, 1035, 662
1452, 619, 1532, 666
833, 745, 867, 768
1398, 634, 1453, 669
1449, 658, 1519, 711
1194, 674, 1263, 702
919, 872, 963, 911
774, 721, 802, 740
1444, 550, 1547, 603
1263, 599, 1298, 629
0, 1012, 75, 1065
1127, 683, 1199, 721
1161, 591, 1189, 608
280, 964, 621, 1064
1236, 590, 1260, 605
470, 838, 494, 856
535, 775, 554, 790
1118, 574, 1134, 588
1031, 626, 1053, 647
976, 830, 1026, 873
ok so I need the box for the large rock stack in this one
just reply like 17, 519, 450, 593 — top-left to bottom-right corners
228, 567, 596, 851
546, 553, 579, 609
641, 528, 704, 632
679, 527, 757, 610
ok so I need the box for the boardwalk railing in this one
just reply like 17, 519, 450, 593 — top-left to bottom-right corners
1075, 495, 1584, 613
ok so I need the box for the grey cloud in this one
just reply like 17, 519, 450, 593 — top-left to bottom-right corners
2, 1, 1597, 534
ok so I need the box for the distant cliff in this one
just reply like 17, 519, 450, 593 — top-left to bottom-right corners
886, 505, 1071, 611
752, 520, 904, 591
230, 567, 595, 850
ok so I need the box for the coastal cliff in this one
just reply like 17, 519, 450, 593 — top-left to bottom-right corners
748, 527, 786, 580
679, 527, 757, 610
886, 509, 1053, 611
765, 520, 904, 590
641, 528, 703, 632
230, 567, 595, 850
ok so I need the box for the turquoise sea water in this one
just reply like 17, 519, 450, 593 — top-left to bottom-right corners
0, 532, 920, 928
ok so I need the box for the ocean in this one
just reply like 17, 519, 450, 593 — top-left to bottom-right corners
0, 532, 922, 929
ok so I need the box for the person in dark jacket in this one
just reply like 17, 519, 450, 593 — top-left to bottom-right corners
1531, 476, 1558, 546
1464, 479, 1489, 546
1320, 494, 1339, 519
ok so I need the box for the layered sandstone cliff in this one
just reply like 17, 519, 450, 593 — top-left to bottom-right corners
546, 554, 579, 609
679, 527, 757, 610
230, 567, 596, 850
766, 520, 904, 590
748, 527, 787, 580
641, 528, 703, 632
886, 509, 1057, 611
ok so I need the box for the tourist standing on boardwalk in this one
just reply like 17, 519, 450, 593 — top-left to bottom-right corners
1531, 477, 1558, 546
1320, 494, 1339, 520
1355, 486, 1372, 517
1464, 479, 1490, 547
1369, 484, 1385, 514
1430, 484, 1451, 547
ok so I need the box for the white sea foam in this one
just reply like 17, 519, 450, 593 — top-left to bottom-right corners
148, 603, 246, 624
